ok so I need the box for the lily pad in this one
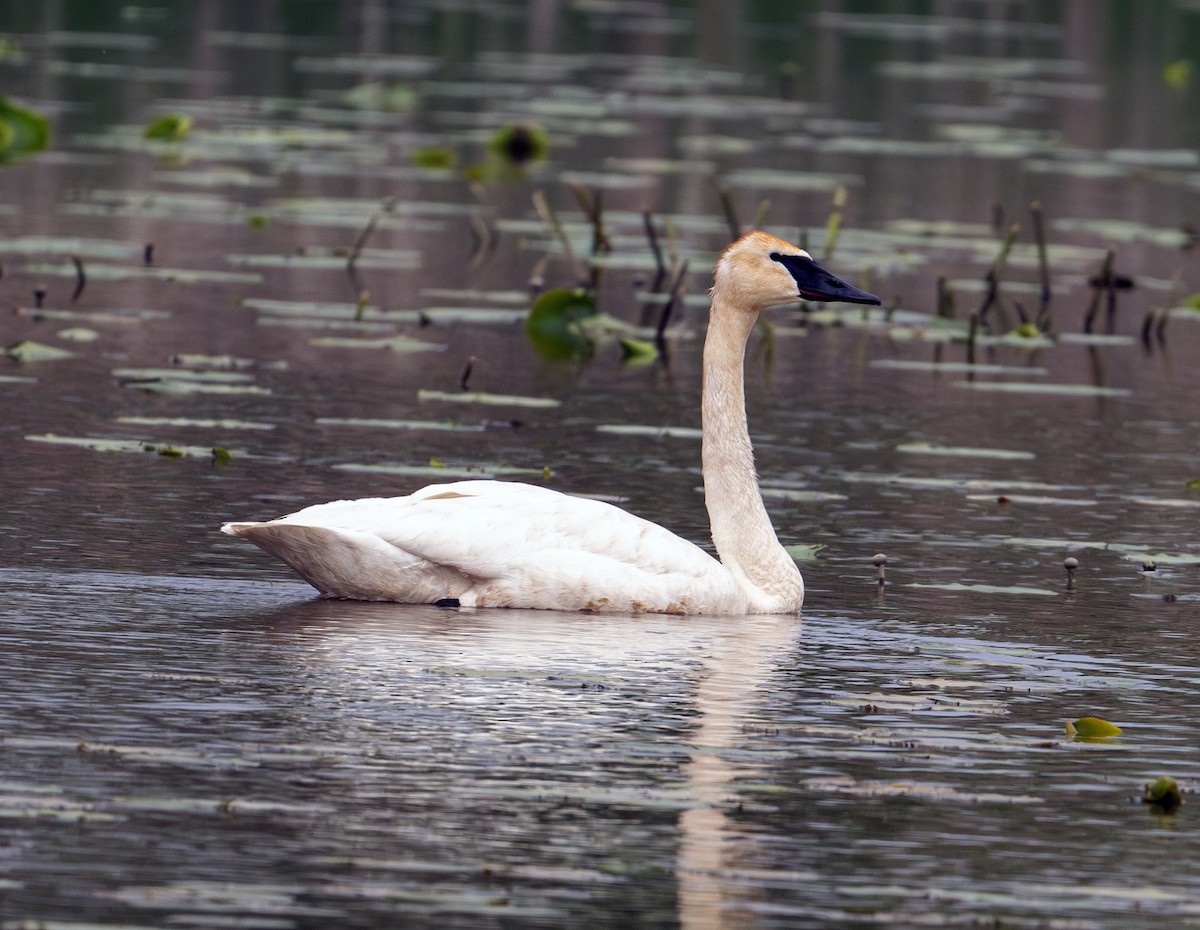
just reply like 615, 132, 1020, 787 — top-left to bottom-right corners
1066, 716, 1122, 741
619, 337, 658, 364
144, 113, 193, 141
0, 96, 49, 163
525, 288, 598, 361
1143, 776, 1183, 813
784, 543, 826, 562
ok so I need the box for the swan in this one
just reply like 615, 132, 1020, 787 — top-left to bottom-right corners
221, 231, 880, 614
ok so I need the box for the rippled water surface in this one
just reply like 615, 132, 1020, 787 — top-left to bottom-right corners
3, 2, 1200, 927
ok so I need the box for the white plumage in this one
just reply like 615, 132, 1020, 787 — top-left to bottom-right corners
222, 231, 880, 614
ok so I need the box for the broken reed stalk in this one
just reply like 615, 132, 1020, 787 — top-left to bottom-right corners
570, 184, 612, 258
936, 275, 955, 319
69, 255, 86, 305
990, 201, 1005, 237
459, 356, 476, 391
354, 290, 369, 322
822, 185, 847, 263
717, 183, 741, 241
467, 211, 497, 272
1142, 271, 1179, 349
977, 223, 1019, 331
527, 254, 549, 294
347, 197, 395, 276
1083, 249, 1115, 333
966, 310, 979, 365
532, 189, 588, 287
643, 210, 667, 291
1030, 200, 1052, 330
347, 213, 378, 275
1105, 262, 1119, 334
1140, 304, 1159, 349
655, 258, 690, 356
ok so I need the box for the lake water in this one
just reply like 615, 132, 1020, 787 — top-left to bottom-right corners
2, 2, 1200, 927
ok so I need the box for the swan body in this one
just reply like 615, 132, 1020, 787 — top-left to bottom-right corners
222, 231, 880, 614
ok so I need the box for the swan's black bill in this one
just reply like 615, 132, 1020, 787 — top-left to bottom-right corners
771, 252, 881, 306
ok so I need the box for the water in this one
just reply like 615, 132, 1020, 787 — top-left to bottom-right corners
3, 2, 1200, 926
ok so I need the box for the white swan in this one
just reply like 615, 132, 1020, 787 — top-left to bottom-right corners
221, 231, 880, 614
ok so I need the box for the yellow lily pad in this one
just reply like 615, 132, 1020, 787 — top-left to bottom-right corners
1066, 716, 1122, 741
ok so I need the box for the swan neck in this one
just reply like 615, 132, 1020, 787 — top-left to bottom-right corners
701, 295, 803, 612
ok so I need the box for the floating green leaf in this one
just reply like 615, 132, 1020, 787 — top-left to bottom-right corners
144, 113, 193, 142
618, 337, 658, 364
0, 37, 22, 62
525, 288, 597, 361
0, 96, 49, 163
1066, 716, 1122, 741
1143, 776, 1183, 814
785, 543, 826, 562
488, 122, 548, 169
1163, 59, 1193, 90
411, 146, 457, 169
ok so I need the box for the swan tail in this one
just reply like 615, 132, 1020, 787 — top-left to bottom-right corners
223, 521, 469, 603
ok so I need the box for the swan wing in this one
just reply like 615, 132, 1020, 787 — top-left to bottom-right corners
223, 480, 747, 613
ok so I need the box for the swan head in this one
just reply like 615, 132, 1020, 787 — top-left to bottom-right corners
712, 230, 881, 311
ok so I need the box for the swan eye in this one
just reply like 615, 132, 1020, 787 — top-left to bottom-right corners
769, 252, 782, 262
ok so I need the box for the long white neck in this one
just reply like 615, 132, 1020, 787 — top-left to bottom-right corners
701, 295, 805, 612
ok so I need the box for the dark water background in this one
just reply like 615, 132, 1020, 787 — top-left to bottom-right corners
2, 2, 1200, 927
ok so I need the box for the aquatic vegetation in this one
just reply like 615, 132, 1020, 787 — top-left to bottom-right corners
1066, 717, 1123, 741
0, 96, 48, 162
525, 288, 597, 360
1143, 776, 1183, 814
143, 113, 193, 142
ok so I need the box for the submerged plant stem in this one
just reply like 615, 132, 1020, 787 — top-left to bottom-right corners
533, 189, 587, 287
978, 223, 1019, 332
1031, 201, 1052, 330
69, 254, 86, 306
